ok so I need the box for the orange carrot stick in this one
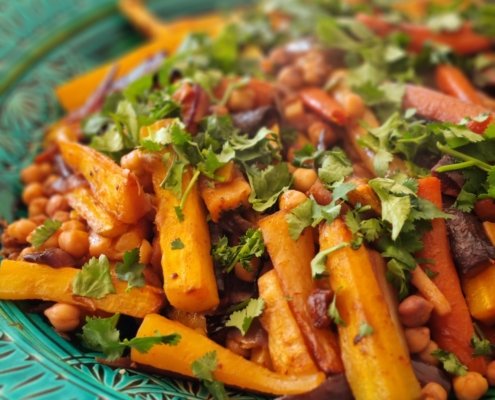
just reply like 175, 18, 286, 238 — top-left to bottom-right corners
357, 14, 492, 55
403, 85, 493, 132
417, 176, 487, 374
300, 87, 347, 126
410, 265, 451, 317
435, 64, 483, 105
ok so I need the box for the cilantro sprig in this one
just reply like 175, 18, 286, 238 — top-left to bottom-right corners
191, 351, 228, 400
28, 219, 61, 249
81, 314, 180, 361
225, 298, 265, 336
431, 349, 468, 376
72, 255, 115, 299
115, 249, 145, 291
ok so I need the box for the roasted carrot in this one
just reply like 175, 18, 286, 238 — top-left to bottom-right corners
435, 64, 482, 105
357, 14, 492, 55
417, 176, 487, 374
347, 178, 382, 215
410, 266, 451, 317
320, 219, 421, 400
259, 211, 343, 374
59, 140, 149, 224
258, 270, 319, 375
0, 260, 164, 318
131, 314, 325, 395
300, 87, 347, 126
403, 85, 493, 129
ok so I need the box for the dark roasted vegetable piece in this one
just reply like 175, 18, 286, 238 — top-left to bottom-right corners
276, 374, 352, 400
446, 208, 495, 277
307, 289, 332, 329
431, 155, 465, 197
231, 106, 278, 135
411, 360, 452, 393
23, 248, 76, 268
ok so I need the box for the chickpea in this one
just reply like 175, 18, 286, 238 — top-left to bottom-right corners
293, 168, 318, 193
228, 88, 256, 112
277, 66, 304, 90
418, 340, 440, 366
38, 231, 60, 249
343, 92, 365, 119
421, 382, 447, 400
45, 194, 69, 217
398, 295, 433, 327
22, 182, 44, 204
42, 174, 59, 197
7, 219, 37, 243
44, 303, 81, 332
486, 360, 495, 385
20, 163, 50, 184
235, 258, 260, 282
61, 220, 86, 232
30, 214, 48, 225
279, 190, 308, 211
453, 372, 488, 400
115, 231, 142, 254
297, 52, 329, 86
404, 327, 430, 353
267, 47, 291, 69
58, 230, 89, 258
51, 210, 70, 222
139, 239, 153, 265
89, 232, 112, 258
28, 197, 48, 217
307, 121, 338, 147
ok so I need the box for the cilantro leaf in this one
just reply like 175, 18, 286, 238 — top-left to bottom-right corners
431, 349, 468, 376
212, 229, 265, 272
360, 218, 383, 242
354, 322, 374, 344
225, 298, 265, 336
81, 314, 180, 361
286, 199, 313, 240
247, 163, 292, 212
369, 178, 415, 240
191, 351, 229, 400
471, 334, 493, 357
311, 243, 349, 279
328, 294, 346, 326
72, 255, 115, 299
318, 149, 353, 185
28, 219, 61, 249
115, 248, 145, 291
171, 238, 185, 250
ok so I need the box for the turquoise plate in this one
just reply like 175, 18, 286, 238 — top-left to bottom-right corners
0, 1, 264, 398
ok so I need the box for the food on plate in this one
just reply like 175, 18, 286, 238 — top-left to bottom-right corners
2, 0, 495, 398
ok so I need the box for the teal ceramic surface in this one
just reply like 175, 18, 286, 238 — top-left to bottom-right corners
0, 1, 263, 398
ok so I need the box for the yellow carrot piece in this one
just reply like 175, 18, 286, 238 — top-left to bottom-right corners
152, 163, 219, 312
0, 260, 164, 318
131, 313, 325, 395
258, 270, 319, 375
59, 140, 149, 224
411, 265, 451, 317
320, 219, 421, 400
259, 211, 343, 374
67, 187, 128, 238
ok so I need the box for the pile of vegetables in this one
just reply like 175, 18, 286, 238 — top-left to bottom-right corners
3, 0, 495, 398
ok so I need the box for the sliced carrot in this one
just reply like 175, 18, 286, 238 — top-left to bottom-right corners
300, 87, 347, 126
357, 14, 492, 55
417, 176, 487, 374
403, 84, 492, 128
410, 265, 451, 317
435, 64, 483, 105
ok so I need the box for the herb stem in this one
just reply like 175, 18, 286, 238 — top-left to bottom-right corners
435, 160, 477, 173
436, 142, 492, 172
179, 169, 201, 211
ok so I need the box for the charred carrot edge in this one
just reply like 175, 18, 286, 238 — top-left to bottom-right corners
417, 176, 487, 373
300, 87, 347, 126
410, 265, 451, 317
435, 64, 483, 105
357, 13, 492, 55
